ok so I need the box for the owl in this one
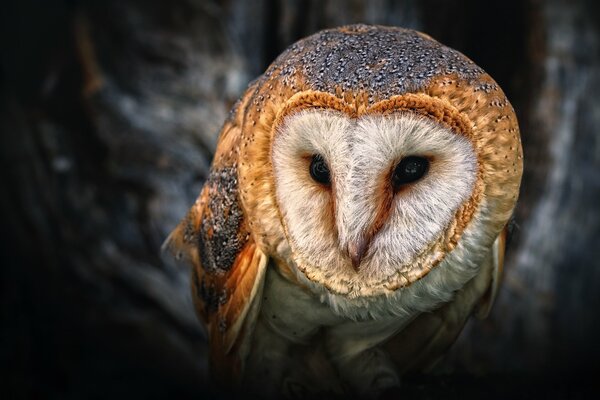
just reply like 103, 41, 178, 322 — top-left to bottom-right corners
165, 24, 523, 398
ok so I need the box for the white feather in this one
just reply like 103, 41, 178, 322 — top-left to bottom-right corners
271, 110, 486, 320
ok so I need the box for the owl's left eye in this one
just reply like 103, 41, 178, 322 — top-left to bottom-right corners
309, 154, 331, 185
392, 156, 429, 190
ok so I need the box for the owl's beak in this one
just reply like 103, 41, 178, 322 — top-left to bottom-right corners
348, 237, 368, 272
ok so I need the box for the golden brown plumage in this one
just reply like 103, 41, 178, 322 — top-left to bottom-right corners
164, 24, 522, 397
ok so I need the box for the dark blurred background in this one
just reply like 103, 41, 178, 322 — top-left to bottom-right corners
1, 0, 599, 399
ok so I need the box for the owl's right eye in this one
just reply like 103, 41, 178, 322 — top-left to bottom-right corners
391, 155, 429, 190
309, 154, 331, 185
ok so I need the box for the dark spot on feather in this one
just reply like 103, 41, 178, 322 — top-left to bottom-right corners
218, 317, 227, 333
219, 289, 229, 305
199, 279, 220, 314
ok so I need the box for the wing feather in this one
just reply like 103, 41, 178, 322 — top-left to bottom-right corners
383, 228, 508, 372
475, 226, 507, 319
163, 81, 268, 382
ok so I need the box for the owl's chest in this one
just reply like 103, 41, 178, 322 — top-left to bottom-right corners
258, 266, 342, 343
244, 265, 416, 393
255, 265, 414, 350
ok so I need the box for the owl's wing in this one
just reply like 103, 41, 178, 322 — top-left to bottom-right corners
164, 197, 268, 381
474, 225, 507, 319
163, 83, 268, 382
383, 226, 508, 372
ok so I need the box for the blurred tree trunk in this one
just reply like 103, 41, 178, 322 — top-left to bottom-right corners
442, 0, 600, 378
1, 0, 599, 398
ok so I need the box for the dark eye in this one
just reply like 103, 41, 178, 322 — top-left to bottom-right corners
392, 156, 429, 190
309, 154, 331, 185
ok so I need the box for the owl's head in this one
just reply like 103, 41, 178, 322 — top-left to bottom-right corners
237, 25, 522, 306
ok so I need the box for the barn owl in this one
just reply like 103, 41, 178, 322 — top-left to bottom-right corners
165, 24, 523, 398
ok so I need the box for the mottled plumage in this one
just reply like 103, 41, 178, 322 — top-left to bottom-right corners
165, 24, 523, 398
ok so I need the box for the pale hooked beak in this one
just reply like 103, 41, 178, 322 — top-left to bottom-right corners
347, 236, 368, 272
